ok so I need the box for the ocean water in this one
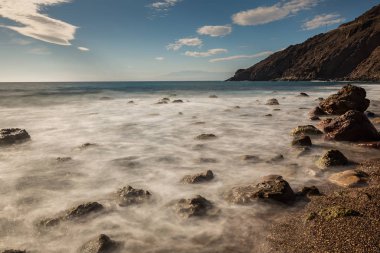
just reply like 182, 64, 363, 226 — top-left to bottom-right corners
0, 81, 379, 252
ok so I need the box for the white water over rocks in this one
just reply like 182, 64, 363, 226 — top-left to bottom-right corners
0, 82, 379, 252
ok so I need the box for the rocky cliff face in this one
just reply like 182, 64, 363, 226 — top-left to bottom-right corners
228, 4, 380, 82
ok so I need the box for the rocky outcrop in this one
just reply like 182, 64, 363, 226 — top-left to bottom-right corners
116, 186, 151, 206
79, 234, 119, 253
181, 170, 214, 184
0, 129, 30, 145
319, 84, 370, 115
320, 110, 380, 142
226, 175, 295, 204
227, 5, 380, 81
316, 150, 349, 169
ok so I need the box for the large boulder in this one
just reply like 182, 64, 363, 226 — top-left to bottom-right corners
321, 110, 380, 142
0, 129, 30, 145
319, 84, 370, 115
175, 195, 217, 219
226, 175, 295, 204
316, 150, 349, 169
116, 186, 151, 206
181, 170, 214, 184
79, 234, 119, 253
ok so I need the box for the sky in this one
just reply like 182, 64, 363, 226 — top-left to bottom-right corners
0, 0, 379, 82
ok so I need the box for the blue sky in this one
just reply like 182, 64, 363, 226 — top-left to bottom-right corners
0, 0, 378, 82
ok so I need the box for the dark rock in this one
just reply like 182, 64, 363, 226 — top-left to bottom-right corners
292, 136, 312, 147
241, 155, 262, 163
175, 195, 216, 218
181, 170, 214, 184
319, 84, 370, 115
178, 112, 183, 115
172, 100, 183, 103
79, 234, 119, 253
321, 110, 380, 141
265, 98, 279, 105
79, 143, 97, 150
308, 106, 326, 117
299, 186, 321, 197
56, 157, 72, 162
156, 101, 168, 104
226, 175, 295, 204
298, 92, 309, 97
116, 186, 151, 206
65, 202, 104, 220
265, 114, 273, 117
127, 100, 134, 104
310, 116, 320, 121
267, 154, 285, 163
2, 250, 27, 253
316, 150, 349, 169
195, 134, 217, 140
291, 125, 323, 136
0, 128, 30, 145
209, 95, 218, 98
366, 111, 376, 118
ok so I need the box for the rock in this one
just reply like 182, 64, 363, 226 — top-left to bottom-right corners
319, 84, 370, 115
2, 250, 27, 253
291, 125, 323, 136
65, 202, 104, 220
308, 106, 326, 117
156, 101, 168, 104
265, 98, 279, 105
181, 170, 214, 184
267, 154, 285, 163
116, 186, 151, 206
172, 100, 183, 103
226, 175, 295, 204
241, 155, 261, 163
298, 92, 309, 97
329, 170, 369, 187
321, 110, 380, 142
79, 234, 119, 253
209, 95, 218, 98
79, 143, 97, 150
310, 116, 320, 121
178, 112, 183, 115
298, 186, 321, 197
161, 97, 170, 102
316, 150, 349, 169
357, 141, 380, 149
56, 157, 72, 162
273, 108, 281, 111
195, 134, 217, 140
0, 128, 30, 145
127, 100, 134, 104
307, 206, 361, 221
175, 195, 216, 218
291, 136, 312, 147
265, 114, 273, 117
365, 111, 375, 118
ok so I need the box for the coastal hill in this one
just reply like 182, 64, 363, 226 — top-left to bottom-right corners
228, 4, 380, 82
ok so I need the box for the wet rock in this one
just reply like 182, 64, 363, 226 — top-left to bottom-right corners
365, 111, 375, 118
56, 157, 72, 162
79, 143, 97, 150
310, 116, 320, 121
0, 128, 30, 145
298, 92, 309, 97
265, 114, 273, 117
319, 84, 370, 115
273, 108, 281, 111
161, 97, 170, 102
175, 195, 216, 218
316, 150, 349, 169
265, 98, 279, 105
2, 250, 27, 253
226, 175, 295, 204
181, 170, 214, 184
292, 136, 312, 147
298, 186, 321, 197
308, 106, 326, 117
291, 125, 323, 136
79, 234, 119, 253
307, 206, 361, 221
156, 101, 168, 104
241, 155, 262, 163
192, 121, 206, 125
329, 170, 369, 187
195, 134, 217, 140
209, 95, 218, 98
321, 110, 380, 142
357, 141, 380, 149
116, 186, 151, 206
172, 99, 184, 103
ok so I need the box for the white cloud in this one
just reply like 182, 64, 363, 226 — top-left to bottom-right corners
185, 48, 228, 57
166, 37, 203, 51
0, 0, 77, 46
150, 0, 181, 10
209, 51, 273, 63
155, 57, 165, 61
197, 25, 232, 37
232, 0, 318, 26
302, 13, 345, 30
78, 47, 90, 51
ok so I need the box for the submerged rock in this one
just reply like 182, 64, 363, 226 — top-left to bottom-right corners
226, 175, 295, 205
316, 150, 349, 169
181, 170, 214, 184
291, 125, 323, 136
79, 234, 119, 253
241, 155, 262, 163
2, 250, 27, 253
195, 134, 217, 140
267, 154, 285, 163
78, 143, 97, 150
175, 195, 217, 219
209, 95, 218, 98
319, 84, 370, 115
321, 110, 380, 142
329, 170, 369, 187
0, 128, 30, 145
56, 157, 72, 162
172, 99, 184, 103
292, 136, 312, 147
265, 98, 279, 105
116, 186, 151, 206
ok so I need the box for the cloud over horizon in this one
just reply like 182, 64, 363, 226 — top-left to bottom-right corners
0, 0, 77, 46
166, 37, 203, 51
197, 25, 232, 37
232, 0, 318, 26
302, 13, 345, 30
210, 51, 273, 63
185, 48, 228, 57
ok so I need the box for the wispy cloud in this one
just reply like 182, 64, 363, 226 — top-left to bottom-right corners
167, 37, 202, 51
78, 47, 90, 51
197, 25, 232, 37
155, 56, 165, 61
302, 13, 345, 30
0, 0, 77, 46
150, 0, 182, 11
232, 0, 318, 26
209, 51, 273, 63
185, 48, 228, 57
11, 38, 32, 46
29, 47, 51, 55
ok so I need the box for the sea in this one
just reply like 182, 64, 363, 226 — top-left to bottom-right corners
0, 81, 379, 252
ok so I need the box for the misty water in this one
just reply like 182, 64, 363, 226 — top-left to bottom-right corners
0, 82, 379, 252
